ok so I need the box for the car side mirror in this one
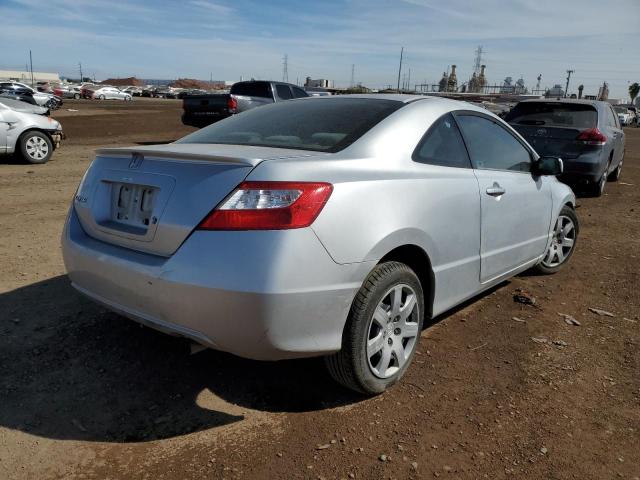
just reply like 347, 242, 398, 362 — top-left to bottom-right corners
533, 156, 563, 176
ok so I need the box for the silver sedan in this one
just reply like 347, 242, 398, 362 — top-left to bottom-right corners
62, 95, 578, 394
0, 98, 64, 164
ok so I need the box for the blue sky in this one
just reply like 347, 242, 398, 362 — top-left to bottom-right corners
1, 0, 638, 98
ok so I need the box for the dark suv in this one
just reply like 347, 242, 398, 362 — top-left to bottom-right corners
505, 99, 625, 196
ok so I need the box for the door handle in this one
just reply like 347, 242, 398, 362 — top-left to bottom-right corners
486, 184, 506, 197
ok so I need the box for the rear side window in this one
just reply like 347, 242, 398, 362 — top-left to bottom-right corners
606, 106, 619, 128
457, 114, 532, 172
505, 102, 597, 129
230, 82, 272, 98
412, 113, 471, 168
178, 98, 403, 152
275, 84, 293, 100
292, 86, 308, 98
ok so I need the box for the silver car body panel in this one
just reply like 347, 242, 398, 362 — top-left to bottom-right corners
0, 101, 62, 155
62, 95, 575, 360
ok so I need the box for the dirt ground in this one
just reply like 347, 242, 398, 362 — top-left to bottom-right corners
0, 98, 638, 480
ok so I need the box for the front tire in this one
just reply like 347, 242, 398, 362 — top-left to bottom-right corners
73, 93, 80, 99
325, 261, 424, 395
534, 206, 579, 274
19, 131, 53, 164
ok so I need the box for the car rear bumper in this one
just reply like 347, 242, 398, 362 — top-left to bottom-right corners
181, 113, 230, 128
62, 208, 371, 360
559, 151, 607, 184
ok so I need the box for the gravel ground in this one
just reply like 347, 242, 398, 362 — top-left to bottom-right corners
0, 99, 638, 480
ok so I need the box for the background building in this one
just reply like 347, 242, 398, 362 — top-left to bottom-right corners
304, 77, 334, 88
0, 70, 60, 84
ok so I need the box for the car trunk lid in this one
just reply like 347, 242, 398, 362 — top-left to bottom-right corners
73, 144, 316, 256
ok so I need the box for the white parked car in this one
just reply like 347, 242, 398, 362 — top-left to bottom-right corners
92, 87, 132, 101
0, 81, 60, 107
0, 97, 64, 163
613, 106, 635, 126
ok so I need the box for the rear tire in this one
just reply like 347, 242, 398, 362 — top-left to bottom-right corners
325, 261, 424, 395
534, 205, 579, 274
608, 157, 623, 182
73, 93, 80, 99
19, 131, 53, 164
99, 94, 105, 100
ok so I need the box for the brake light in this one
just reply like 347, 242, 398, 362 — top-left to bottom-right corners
197, 181, 333, 230
576, 128, 607, 145
227, 96, 238, 113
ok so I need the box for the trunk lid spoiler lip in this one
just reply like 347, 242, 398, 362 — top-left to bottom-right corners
95, 146, 325, 167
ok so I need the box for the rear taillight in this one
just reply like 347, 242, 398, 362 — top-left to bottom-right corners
227, 96, 238, 113
197, 181, 333, 230
576, 128, 607, 145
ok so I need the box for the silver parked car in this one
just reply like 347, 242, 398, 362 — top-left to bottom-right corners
0, 97, 64, 163
92, 87, 132, 101
62, 95, 578, 394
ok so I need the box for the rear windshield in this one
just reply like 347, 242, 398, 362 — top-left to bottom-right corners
177, 98, 404, 152
230, 82, 272, 98
613, 106, 628, 114
505, 102, 597, 128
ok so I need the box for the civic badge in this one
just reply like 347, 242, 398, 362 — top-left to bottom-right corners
129, 152, 144, 169
536, 128, 547, 136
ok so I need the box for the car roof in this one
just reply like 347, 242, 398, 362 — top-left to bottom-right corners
298, 94, 490, 114
516, 98, 606, 108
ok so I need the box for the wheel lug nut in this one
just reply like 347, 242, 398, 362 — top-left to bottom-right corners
387, 338, 393, 345
394, 328, 401, 335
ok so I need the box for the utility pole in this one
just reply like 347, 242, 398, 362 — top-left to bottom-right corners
396, 47, 404, 92
407, 68, 411, 92
79, 62, 83, 82
350, 64, 355, 88
282, 54, 288, 83
29, 50, 34, 87
565, 69, 574, 98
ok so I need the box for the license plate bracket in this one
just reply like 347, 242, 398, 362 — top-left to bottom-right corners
109, 182, 158, 233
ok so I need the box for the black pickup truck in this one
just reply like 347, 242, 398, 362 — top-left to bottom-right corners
181, 80, 309, 128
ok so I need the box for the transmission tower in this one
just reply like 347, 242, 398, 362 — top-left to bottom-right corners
473, 45, 484, 75
350, 64, 355, 88
282, 54, 288, 83
565, 69, 574, 98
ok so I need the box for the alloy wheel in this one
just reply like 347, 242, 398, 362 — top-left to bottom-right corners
25, 136, 49, 161
541, 215, 576, 268
366, 284, 420, 379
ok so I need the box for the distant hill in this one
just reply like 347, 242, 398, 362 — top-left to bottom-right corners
101, 77, 143, 86
169, 78, 227, 89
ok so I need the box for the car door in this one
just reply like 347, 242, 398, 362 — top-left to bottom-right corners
604, 105, 624, 167
455, 112, 553, 283
0, 109, 8, 153
411, 112, 482, 311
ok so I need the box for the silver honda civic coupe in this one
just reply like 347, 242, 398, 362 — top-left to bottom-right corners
62, 95, 578, 394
